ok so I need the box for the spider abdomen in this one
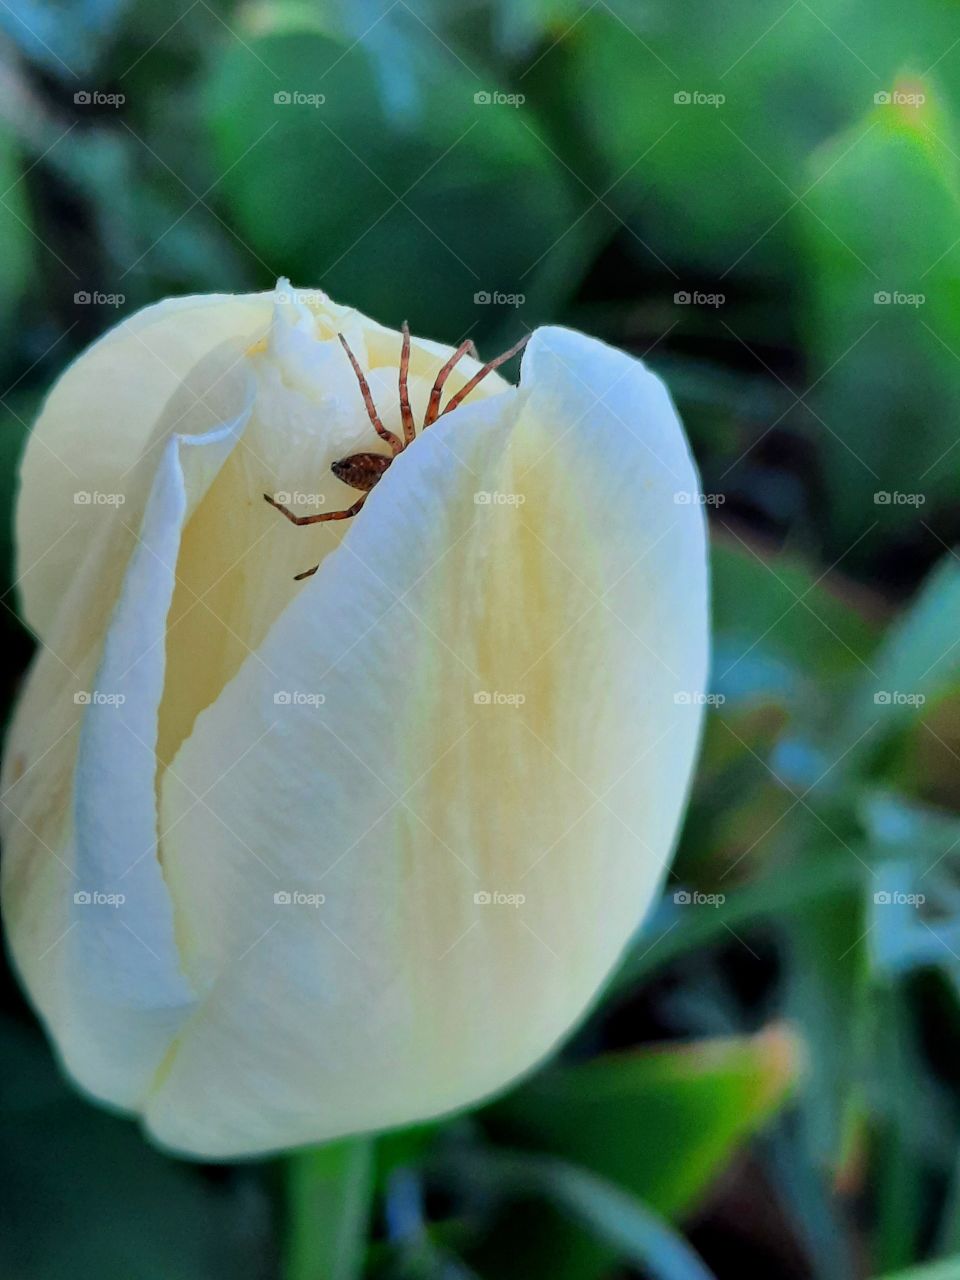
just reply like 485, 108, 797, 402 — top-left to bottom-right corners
331, 452, 393, 493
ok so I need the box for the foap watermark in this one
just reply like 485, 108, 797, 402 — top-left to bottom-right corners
74, 690, 125, 707
74, 89, 125, 108
874, 890, 926, 906
874, 290, 925, 307
474, 890, 526, 907
273, 90, 325, 107
674, 889, 725, 907
474, 90, 525, 107
474, 690, 526, 707
475, 490, 526, 506
874, 490, 925, 506
875, 89, 925, 107
274, 890, 326, 907
674, 290, 726, 308
74, 290, 125, 308
674, 90, 725, 108
271, 490, 326, 509
74, 889, 126, 907
674, 691, 726, 706
275, 287, 327, 306
675, 291, 727, 311
74, 490, 125, 506
674, 490, 725, 506
274, 690, 326, 707
873, 690, 926, 707
474, 289, 525, 308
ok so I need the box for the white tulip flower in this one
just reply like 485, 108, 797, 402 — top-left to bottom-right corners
2, 281, 708, 1158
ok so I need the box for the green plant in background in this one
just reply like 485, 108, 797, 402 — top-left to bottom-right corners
1, 1, 960, 1278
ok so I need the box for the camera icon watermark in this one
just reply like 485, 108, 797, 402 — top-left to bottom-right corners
74, 889, 126, 907
474, 490, 526, 506
74, 89, 125, 107
673, 888, 725, 907
873, 890, 925, 905
270, 490, 325, 508
674, 290, 725, 308
873, 290, 924, 307
473, 690, 526, 707
873, 490, 925, 506
673, 490, 725, 506
874, 89, 925, 107
274, 288, 326, 306
74, 490, 125, 506
274, 889, 325, 907
674, 90, 725, 108
74, 290, 125, 308
273, 90, 325, 107
74, 690, 126, 707
474, 90, 525, 107
273, 690, 326, 707
473, 289, 525, 307
873, 690, 926, 707
473, 889, 526, 907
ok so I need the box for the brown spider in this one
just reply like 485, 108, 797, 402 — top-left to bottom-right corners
264, 323, 530, 579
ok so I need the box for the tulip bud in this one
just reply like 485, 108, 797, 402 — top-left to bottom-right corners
2, 281, 708, 1157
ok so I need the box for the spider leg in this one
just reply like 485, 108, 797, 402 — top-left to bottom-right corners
423, 339, 476, 428
264, 492, 367, 527
465, 339, 480, 360
338, 333, 403, 455
262, 491, 370, 580
438, 334, 531, 420
398, 321, 415, 447
291, 494, 368, 579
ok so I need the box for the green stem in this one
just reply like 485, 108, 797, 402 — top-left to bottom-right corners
285, 1139, 375, 1280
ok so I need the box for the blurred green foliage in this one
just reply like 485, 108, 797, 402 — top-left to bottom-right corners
2, 0, 960, 1277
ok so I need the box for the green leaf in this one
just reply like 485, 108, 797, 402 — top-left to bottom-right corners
869, 980, 952, 1273
879, 1260, 960, 1280
445, 1148, 716, 1280
860, 791, 960, 976
524, 1159, 715, 1280
613, 849, 865, 989
781, 860, 871, 1183
285, 1139, 375, 1280
843, 554, 960, 762
0, 129, 34, 332
869, 553, 960, 705
485, 1026, 800, 1218
712, 537, 881, 694
0, 1018, 263, 1280
554, 1, 866, 283
202, 15, 580, 338
0, 0, 131, 77
800, 76, 960, 548
490, 0, 585, 58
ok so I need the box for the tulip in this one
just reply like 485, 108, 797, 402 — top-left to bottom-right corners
1, 281, 708, 1158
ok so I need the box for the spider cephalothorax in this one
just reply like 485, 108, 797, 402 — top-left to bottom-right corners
264, 323, 529, 579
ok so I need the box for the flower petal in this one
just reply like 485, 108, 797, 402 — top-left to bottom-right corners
154, 298, 508, 770
2, 355, 255, 1108
16, 292, 273, 639
148, 326, 708, 1157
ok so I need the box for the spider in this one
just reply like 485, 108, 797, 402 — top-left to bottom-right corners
264, 323, 530, 579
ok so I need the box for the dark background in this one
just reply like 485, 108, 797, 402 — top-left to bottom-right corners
2, 2, 960, 1278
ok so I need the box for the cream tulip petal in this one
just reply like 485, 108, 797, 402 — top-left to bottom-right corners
4, 383, 254, 1111
16, 292, 273, 639
154, 306, 508, 771
3, 293, 514, 1079
2, 329, 257, 997
148, 326, 708, 1158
